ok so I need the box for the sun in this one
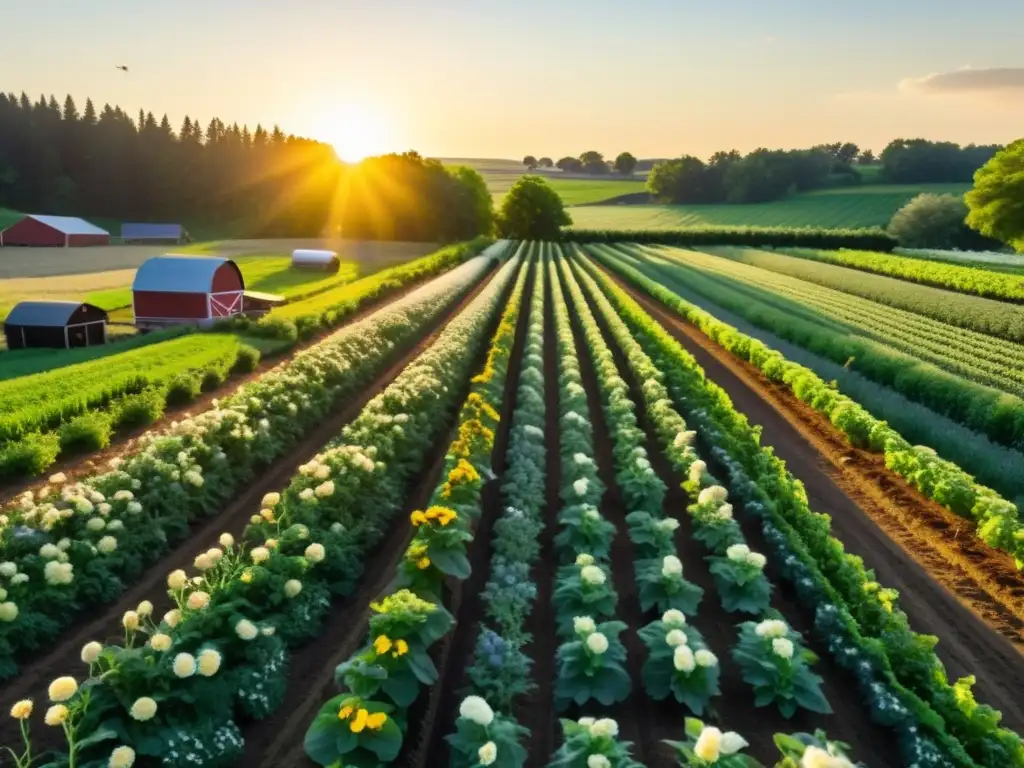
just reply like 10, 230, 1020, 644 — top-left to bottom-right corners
319, 107, 392, 163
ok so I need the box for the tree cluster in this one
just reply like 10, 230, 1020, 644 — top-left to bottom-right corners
498, 175, 571, 239
888, 193, 997, 250
966, 140, 1024, 251
879, 139, 1000, 184
523, 151, 637, 176
340, 152, 494, 242
0, 91, 344, 236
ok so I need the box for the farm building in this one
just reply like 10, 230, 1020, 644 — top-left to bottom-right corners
3, 301, 108, 349
121, 223, 190, 244
132, 255, 282, 329
292, 249, 341, 272
0, 215, 110, 247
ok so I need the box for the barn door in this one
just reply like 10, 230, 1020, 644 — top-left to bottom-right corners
210, 291, 243, 317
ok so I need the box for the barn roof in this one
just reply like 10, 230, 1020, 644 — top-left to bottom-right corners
122, 223, 184, 239
133, 256, 242, 293
4, 301, 106, 327
18, 215, 109, 236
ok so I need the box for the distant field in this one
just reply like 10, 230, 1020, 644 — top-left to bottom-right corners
438, 157, 646, 206
567, 183, 972, 231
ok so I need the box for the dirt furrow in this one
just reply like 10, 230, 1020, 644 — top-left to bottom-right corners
0, 266, 499, 742
601, 264, 1024, 735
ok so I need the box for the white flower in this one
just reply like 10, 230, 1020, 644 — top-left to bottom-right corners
12, 573, 30, 585
772, 638, 795, 660
197, 648, 222, 676
688, 460, 707, 484
674, 430, 696, 448
580, 565, 606, 586
588, 757, 611, 768
585, 632, 609, 655
588, 718, 618, 738
459, 695, 494, 726
698, 485, 728, 505
44, 561, 74, 585
695, 649, 718, 667
694, 726, 722, 762
673, 644, 696, 673
755, 619, 788, 639
39, 543, 61, 559
250, 547, 270, 564
574, 616, 596, 635
661, 555, 683, 577
122, 611, 140, 630
801, 745, 854, 768
163, 609, 181, 628
260, 493, 281, 508
86, 517, 106, 532
129, 697, 157, 721
48, 676, 78, 702
578, 717, 596, 727
478, 741, 497, 766
172, 652, 197, 678
573, 453, 592, 465
219, 533, 235, 548
662, 609, 686, 627
305, 543, 326, 563
299, 488, 315, 502
127, 501, 142, 515
715, 504, 734, 520
746, 552, 767, 569
0, 562, 17, 577
97, 536, 118, 554
726, 543, 751, 562
44, 704, 68, 725
167, 570, 188, 590
193, 553, 215, 571
235, 619, 258, 641
206, 548, 223, 563
315, 480, 335, 498
573, 478, 589, 497
665, 629, 688, 647
150, 633, 172, 652
109, 745, 136, 768
49, 472, 67, 484
136, 600, 153, 617
186, 591, 211, 610
575, 553, 594, 567
284, 579, 303, 598
720, 731, 749, 755
657, 517, 680, 532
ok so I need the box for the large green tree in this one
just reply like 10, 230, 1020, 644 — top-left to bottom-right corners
498, 174, 571, 239
966, 140, 1024, 251
888, 193, 974, 249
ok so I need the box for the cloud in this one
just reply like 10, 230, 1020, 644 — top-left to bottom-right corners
900, 67, 1024, 94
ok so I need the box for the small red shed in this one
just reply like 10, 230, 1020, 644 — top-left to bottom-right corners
0, 215, 110, 247
132, 256, 245, 329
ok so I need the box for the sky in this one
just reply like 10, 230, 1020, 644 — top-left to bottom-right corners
3, 0, 1024, 161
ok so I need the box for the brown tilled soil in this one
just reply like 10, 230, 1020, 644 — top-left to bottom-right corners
248, 257, 536, 768
0, 274, 440, 503
0, 265, 500, 750
577, 277, 898, 766
600, 264, 1024, 736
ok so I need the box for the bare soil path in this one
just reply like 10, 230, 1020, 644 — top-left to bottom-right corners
600, 264, 1024, 736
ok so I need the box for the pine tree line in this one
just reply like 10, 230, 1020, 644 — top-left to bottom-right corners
0, 92, 341, 236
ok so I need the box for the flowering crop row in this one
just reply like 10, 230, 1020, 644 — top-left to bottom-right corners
0, 251, 507, 681
1, 248, 527, 768
445, 241, 549, 768
303, 247, 534, 767
561, 250, 831, 722
575, 252, 1024, 767
590, 244, 1024, 569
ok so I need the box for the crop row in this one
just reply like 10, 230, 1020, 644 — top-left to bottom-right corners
0, 252, 503, 679
602, 243, 1024, 452
778, 247, 1024, 303
0, 247, 526, 768
663, 246, 1024, 395
589, 246, 1024, 570
575, 250, 1024, 767
0, 239, 495, 482
302, 247, 533, 766
708, 245, 1024, 342
566, 226, 897, 252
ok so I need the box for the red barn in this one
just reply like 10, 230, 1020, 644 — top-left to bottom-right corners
132, 256, 245, 330
0, 215, 110, 247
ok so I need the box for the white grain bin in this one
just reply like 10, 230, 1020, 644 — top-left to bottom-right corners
291, 249, 340, 272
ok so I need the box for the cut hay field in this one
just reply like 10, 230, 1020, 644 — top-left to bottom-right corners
2, 242, 1024, 768
568, 182, 972, 230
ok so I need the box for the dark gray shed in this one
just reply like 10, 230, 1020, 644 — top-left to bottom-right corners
3, 301, 108, 350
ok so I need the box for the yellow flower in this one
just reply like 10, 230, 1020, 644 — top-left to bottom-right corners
393, 639, 409, 657
10, 699, 32, 719
48, 676, 78, 703
350, 708, 369, 733
365, 712, 388, 730
437, 508, 458, 527
338, 705, 354, 721
240, 569, 253, 584
45, 704, 69, 726
260, 508, 276, 523
410, 511, 427, 526
417, 557, 431, 570
373, 635, 393, 655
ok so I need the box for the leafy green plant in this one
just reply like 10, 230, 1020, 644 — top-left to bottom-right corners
554, 619, 631, 709
639, 614, 720, 714
552, 557, 619, 630
664, 718, 756, 767
58, 412, 113, 453
446, 696, 529, 768
707, 544, 772, 615
635, 555, 704, 615
549, 717, 644, 768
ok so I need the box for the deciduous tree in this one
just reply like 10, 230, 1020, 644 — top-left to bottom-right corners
614, 152, 637, 176
498, 174, 571, 239
966, 140, 1024, 251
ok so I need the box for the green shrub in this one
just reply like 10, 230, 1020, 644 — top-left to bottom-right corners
113, 388, 166, 429
232, 345, 261, 374
59, 412, 113, 453
569, 226, 897, 252
250, 315, 298, 343
201, 368, 227, 392
0, 432, 61, 478
165, 374, 201, 406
